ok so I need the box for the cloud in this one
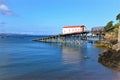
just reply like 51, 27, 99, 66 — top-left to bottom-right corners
0, 0, 13, 16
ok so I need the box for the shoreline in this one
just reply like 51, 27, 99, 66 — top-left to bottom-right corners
98, 49, 120, 71
97, 40, 120, 71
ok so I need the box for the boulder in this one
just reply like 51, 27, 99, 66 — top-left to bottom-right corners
98, 49, 120, 71
118, 26, 120, 42
112, 42, 120, 51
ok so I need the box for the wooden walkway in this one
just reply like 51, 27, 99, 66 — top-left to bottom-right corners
33, 31, 89, 44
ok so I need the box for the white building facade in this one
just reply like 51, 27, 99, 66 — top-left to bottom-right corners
62, 25, 86, 34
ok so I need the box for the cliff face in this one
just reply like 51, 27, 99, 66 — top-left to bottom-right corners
102, 26, 120, 47
98, 26, 120, 70
104, 32, 118, 45
112, 42, 120, 51
118, 26, 120, 42
112, 26, 120, 51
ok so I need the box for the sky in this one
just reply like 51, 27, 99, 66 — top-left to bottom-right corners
0, 0, 120, 35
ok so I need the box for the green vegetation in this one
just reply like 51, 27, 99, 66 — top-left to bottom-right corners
95, 13, 120, 48
104, 21, 113, 31
98, 13, 120, 70
104, 13, 120, 42
116, 13, 120, 22
95, 42, 110, 48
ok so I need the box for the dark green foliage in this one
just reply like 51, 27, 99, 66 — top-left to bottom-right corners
104, 21, 113, 31
114, 23, 119, 28
98, 13, 120, 71
116, 13, 120, 22
113, 23, 119, 37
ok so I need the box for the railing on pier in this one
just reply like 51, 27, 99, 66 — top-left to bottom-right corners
33, 31, 89, 45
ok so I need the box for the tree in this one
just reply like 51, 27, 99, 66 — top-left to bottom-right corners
114, 23, 119, 28
116, 13, 120, 23
113, 27, 118, 37
104, 21, 113, 31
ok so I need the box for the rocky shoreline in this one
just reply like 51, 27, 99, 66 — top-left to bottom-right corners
112, 42, 120, 51
98, 42, 120, 71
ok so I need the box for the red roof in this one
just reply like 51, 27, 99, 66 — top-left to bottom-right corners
63, 25, 85, 28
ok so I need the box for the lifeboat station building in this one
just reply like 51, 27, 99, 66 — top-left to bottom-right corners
62, 25, 86, 34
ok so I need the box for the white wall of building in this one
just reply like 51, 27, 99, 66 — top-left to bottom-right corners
62, 27, 85, 34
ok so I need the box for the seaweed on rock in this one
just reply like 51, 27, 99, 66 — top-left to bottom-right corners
98, 49, 120, 71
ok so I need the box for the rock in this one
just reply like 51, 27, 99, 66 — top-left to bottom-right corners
98, 26, 120, 70
118, 26, 120, 42
112, 42, 120, 51
98, 49, 120, 71
83, 56, 89, 59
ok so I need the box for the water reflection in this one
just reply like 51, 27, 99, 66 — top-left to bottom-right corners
61, 40, 87, 65
62, 44, 86, 64
62, 46, 82, 64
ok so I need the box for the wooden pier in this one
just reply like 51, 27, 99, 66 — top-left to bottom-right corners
33, 26, 106, 45
33, 32, 89, 45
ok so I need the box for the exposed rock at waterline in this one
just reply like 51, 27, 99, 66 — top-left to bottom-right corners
112, 42, 120, 51
98, 49, 120, 71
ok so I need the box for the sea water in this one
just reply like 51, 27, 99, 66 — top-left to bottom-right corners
0, 35, 120, 80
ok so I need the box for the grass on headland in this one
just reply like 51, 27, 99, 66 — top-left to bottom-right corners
95, 42, 112, 48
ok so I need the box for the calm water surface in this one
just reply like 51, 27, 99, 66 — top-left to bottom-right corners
0, 36, 120, 80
